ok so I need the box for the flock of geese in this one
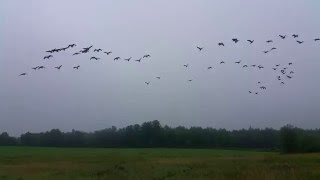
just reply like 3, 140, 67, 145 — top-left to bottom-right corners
19, 34, 320, 95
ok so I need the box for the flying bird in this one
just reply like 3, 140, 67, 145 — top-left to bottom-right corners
220, 61, 225, 64
266, 40, 273, 43
290, 71, 294, 74
183, 64, 189, 68
44, 55, 53, 59
207, 66, 213, 69
90, 57, 100, 60
263, 51, 269, 54
94, 49, 102, 52
292, 34, 298, 38
314, 38, 320, 41
156, 77, 161, 79
275, 64, 280, 67
19, 73, 27, 76
272, 68, 277, 70
104, 51, 112, 55
279, 35, 286, 39
81, 45, 93, 53
145, 82, 150, 85
218, 42, 224, 46
196, 46, 203, 51
260, 86, 266, 90
38, 66, 45, 69
258, 65, 264, 69
251, 65, 256, 67
249, 91, 252, 94
286, 75, 292, 79
242, 65, 248, 68
143, 54, 151, 58
55, 65, 62, 70
247, 40, 254, 44
296, 40, 304, 44
135, 58, 142, 62
73, 65, 80, 69
124, 57, 132, 61
32, 66, 39, 70
270, 47, 277, 51
73, 52, 80, 55
281, 82, 285, 84
232, 38, 239, 43
114, 57, 120, 61
288, 62, 293, 65
68, 44, 76, 48
188, 80, 193, 82
235, 60, 241, 64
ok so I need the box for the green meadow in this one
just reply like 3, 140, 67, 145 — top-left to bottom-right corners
0, 147, 319, 180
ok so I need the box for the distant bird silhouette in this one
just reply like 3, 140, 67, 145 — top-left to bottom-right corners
272, 68, 277, 70
104, 51, 112, 55
263, 51, 269, 54
255, 92, 259, 95
68, 44, 76, 48
145, 82, 150, 85
247, 40, 254, 44
124, 57, 132, 61
314, 38, 320, 41
55, 65, 62, 70
242, 65, 248, 68
81, 45, 93, 53
260, 86, 266, 90
38, 66, 45, 69
286, 75, 292, 79
94, 49, 102, 52
251, 65, 256, 67
232, 38, 239, 43
288, 62, 293, 65
281, 82, 285, 84
218, 42, 224, 46
207, 66, 213, 69
275, 64, 280, 67
188, 80, 193, 82
143, 54, 151, 58
296, 40, 304, 44
249, 91, 252, 94
183, 64, 189, 68
279, 35, 286, 39
196, 46, 203, 51
281, 70, 286, 74
290, 71, 294, 74
235, 60, 241, 64
19, 73, 27, 76
44, 55, 53, 59
135, 58, 142, 62
73, 52, 80, 55
220, 61, 225, 64
266, 40, 273, 43
257, 82, 261, 84
90, 57, 100, 60
258, 65, 264, 69
114, 57, 120, 61
270, 47, 277, 51
46, 50, 54, 53
277, 76, 281, 80
292, 34, 298, 38
156, 77, 161, 79
32, 66, 39, 70
73, 65, 80, 69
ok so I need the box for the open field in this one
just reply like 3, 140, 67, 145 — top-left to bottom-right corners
0, 147, 319, 180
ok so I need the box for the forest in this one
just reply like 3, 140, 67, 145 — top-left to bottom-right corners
1, 121, 320, 153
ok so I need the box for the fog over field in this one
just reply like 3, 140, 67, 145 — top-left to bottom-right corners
1, 0, 320, 136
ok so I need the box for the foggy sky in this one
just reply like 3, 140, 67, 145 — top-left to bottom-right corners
1, 0, 320, 136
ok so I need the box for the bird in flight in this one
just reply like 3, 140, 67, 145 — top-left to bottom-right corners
145, 82, 150, 85
124, 57, 132, 61
80, 45, 93, 53
68, 44, 76, 48
266, 40, 273, 43
188, 80, 193, 82
235, 60, 241, 64
249, 91, 252, 94
73, 65, 80, 69
292, 34, 298, 38
220, 61, 225, 64
73, 52, 80, 55
270, 47, 277, 51
275, 64, 280, 67
279, 35, 286, 39
207, 66, 213, 70
143, 54, 151, 58
156, 77, 161, 79
247, 40, 254, 44
286, 75, 292, 79
258, 65, 264, 69
44, 55, 53, 59
263, 51, 269, 54
232, 38, 239, 43
196, 46, 203, 51
218, 42, 224, 46
38, 66, 45, 69
288, 62, 293, 65
114, 57, 120, 61
183, 64, 189, 68
32, 66, 39, 70
281, 82, 285, 84
135, 58, 142, 62
94, 49, 102, 52
314, 38, 320, 41
55, 65, 62, 70
251, 65, 256, 67
90, 57, 100, 60
104, 51, 112, 55
242, 65, 248, 68
272, 68, 277, 71
260, 86, 266, 90
290, 71, 294, 74
19, 73, 27, 76
296, 40, 304, 44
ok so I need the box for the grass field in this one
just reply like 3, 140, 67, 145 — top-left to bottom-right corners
0, 147, 319, 179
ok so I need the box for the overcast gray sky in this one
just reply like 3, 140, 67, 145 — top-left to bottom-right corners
1, 0, 320, 136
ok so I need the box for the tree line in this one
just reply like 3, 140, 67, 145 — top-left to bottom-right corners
1, 121, 320, 153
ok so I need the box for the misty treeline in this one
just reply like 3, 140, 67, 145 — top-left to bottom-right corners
1, 121, 320, 153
